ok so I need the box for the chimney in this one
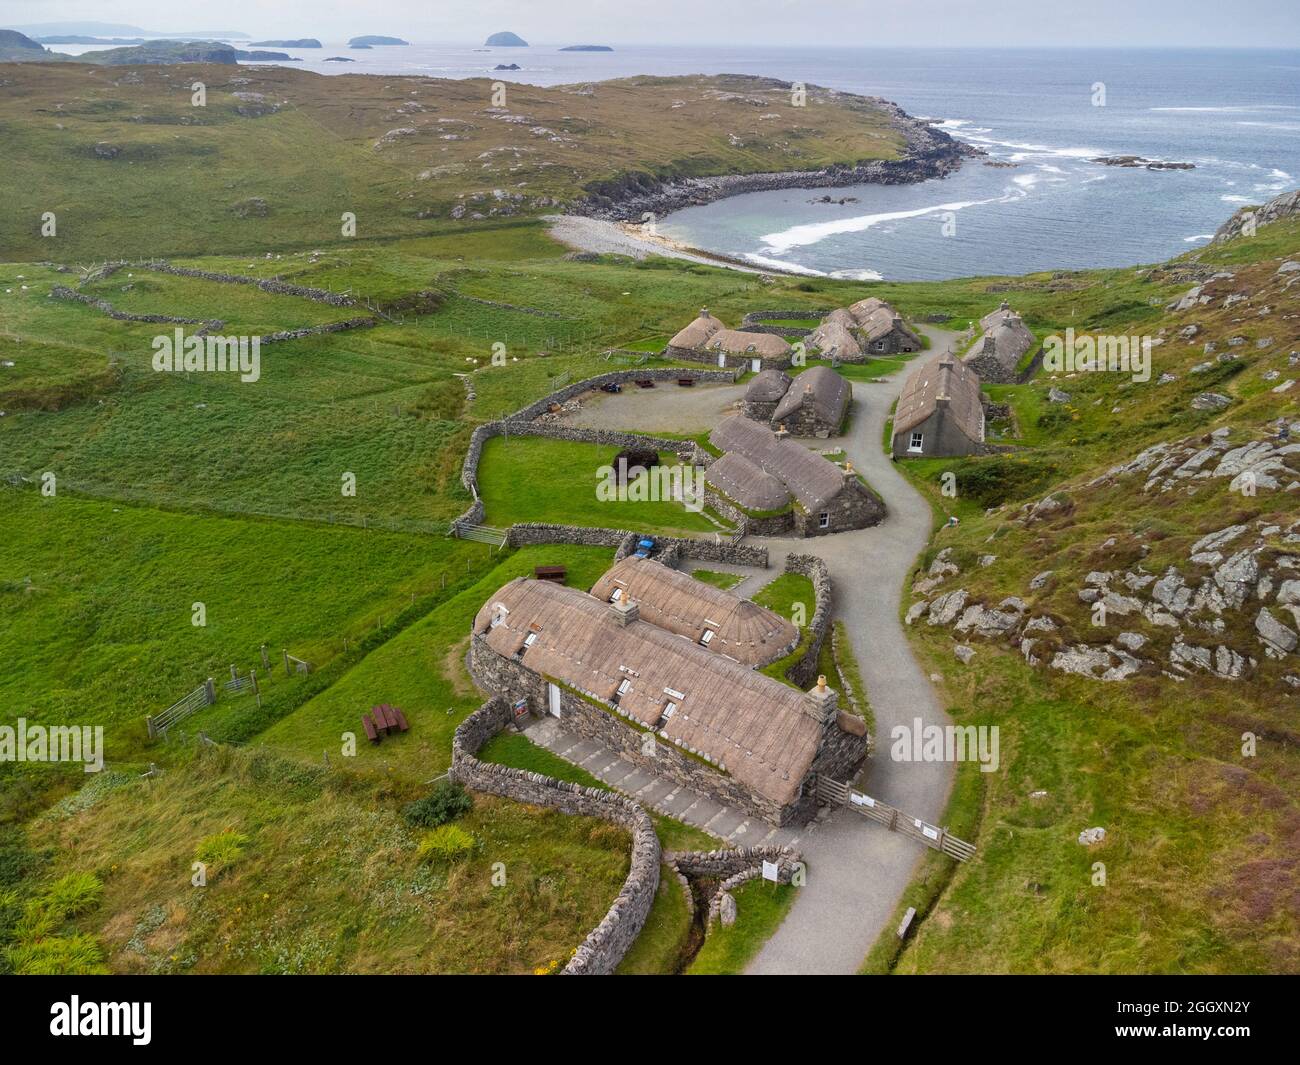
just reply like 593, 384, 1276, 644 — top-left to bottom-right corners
774, 423, 789, 439
842, 459, 857, 485
700, 306, 711, 319
804, 674, 838, 725
610, 598, 639, 627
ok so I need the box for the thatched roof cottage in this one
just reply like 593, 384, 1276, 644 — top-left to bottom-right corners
965, 305, 1034, 383
706, 415, 883, 535
469, 567, 868, 824
589, 555, 798, 667
666, 308, 793, 370
850, 299, 923, 354
742, 368, 794, 422
772, 364, 851, 438
807, 308, 864, 362
891, 352, 986, 458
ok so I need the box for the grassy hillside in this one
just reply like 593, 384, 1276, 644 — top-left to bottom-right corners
0, 64, 906, 259
874, 218, 1300, 975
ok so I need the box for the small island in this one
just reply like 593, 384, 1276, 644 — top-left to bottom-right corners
485, 31, 528, 46
560, 45, 613, 51
323, 56, 355, 63
348, 35, 409, 46
494, 63, 521, 71
1091, 155, 1195, 171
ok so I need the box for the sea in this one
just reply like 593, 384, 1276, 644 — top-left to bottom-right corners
58, 41, 1300, 280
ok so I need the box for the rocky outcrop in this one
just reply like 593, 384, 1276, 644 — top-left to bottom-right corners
1213, 187, 1300, 243
572, 88, 977, 221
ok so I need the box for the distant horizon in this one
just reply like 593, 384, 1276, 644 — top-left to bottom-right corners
2, 0, 1297, 50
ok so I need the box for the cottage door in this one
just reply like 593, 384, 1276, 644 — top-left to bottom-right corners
717, 352, 726, 368
751, 358, 761, 373
547, 682, 562, 718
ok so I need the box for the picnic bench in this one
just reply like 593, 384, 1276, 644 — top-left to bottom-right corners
634, 379, 655, 388
362, 703, 410, 743
534, 565, 567, 583
677, 377, 695, 387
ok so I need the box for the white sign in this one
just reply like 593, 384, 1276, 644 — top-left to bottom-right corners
921, 824, 940, 841
851, 792, 875, 807
761, 860, 780, 883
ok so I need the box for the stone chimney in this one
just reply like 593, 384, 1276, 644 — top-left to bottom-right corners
804, 674, 838, 725
700, 306, 711, 319
774, 423, 789, 439
842, 459, 857, 485
610, 598, 639, 627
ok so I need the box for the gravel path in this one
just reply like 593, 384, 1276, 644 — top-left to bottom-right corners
564, 381, 747, 433
745, 326, 963, 974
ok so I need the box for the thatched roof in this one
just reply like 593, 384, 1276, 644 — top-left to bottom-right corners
669, 307, 726, 349
705, 329, 792, 359
855, 304, 920, 345
710, 415, 848, 512
745, 368, 793, 402
979, 300, 1013, 333
808, 312, 862, 360
590, 556, 797, 667
894, 353, 985, 442
773, 364, 850, 427
970, 313, 1034, 372
474, 578, 821, 805
705, 450, 793, 512
847, 297, 888, 321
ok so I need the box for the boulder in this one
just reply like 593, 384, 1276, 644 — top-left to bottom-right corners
1256, 608, 1298, 657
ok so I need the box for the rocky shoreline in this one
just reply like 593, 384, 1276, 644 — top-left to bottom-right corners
569, 97, 979, 222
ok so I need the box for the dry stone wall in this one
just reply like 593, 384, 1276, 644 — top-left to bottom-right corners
785, 553, 834, 689
450, 695, 661, 975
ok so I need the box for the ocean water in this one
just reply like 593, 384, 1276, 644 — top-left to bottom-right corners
60, 41, 1297, 279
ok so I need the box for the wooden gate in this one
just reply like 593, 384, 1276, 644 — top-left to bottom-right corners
816, 776, 975, 862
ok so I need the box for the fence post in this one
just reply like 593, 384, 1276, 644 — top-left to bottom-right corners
251, 669, 261, 708
230, 663, 238, 681
204, 678, 216, 705
261, 644, 270, 671
283, 649, 290, 677
146, 715, 156, 740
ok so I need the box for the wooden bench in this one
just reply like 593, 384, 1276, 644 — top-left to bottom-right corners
534, 565, 567, 583
635, 379, 655, 389
363, 704, 410, 742
677, 377, 695, 387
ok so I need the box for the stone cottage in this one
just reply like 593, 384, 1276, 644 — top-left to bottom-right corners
666, 308, 793, 370
742, 368, 793, 422
808, 297, 921, 358
807, 308, 864, 362
848, 297, 924, 354
891, 352, 986, 458
965, 302, 1034, 383
706, 415, 884, 535
469, 568, 868, 825
771, 365, 851, 438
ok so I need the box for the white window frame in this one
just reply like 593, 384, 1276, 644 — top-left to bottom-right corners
818, 511, 830, 529
908, 431, 924, 453
699, 629, 715, 646
616, 678, 633, 697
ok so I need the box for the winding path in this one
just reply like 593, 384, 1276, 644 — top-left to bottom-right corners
745, 328, 960, 974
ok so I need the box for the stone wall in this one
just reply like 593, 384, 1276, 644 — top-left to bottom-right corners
50, 285, 221, 331
505, 366, 739, 423
502, 523, 769, 568
784, 553, 834, 689
664, 845, 804, 926
141, 260, 359, 307
449, 695, 661, 975
469, 636, 796, 825
791, 478, 885, 537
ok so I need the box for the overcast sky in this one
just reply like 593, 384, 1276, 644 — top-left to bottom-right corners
4, 0, 1298, 47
